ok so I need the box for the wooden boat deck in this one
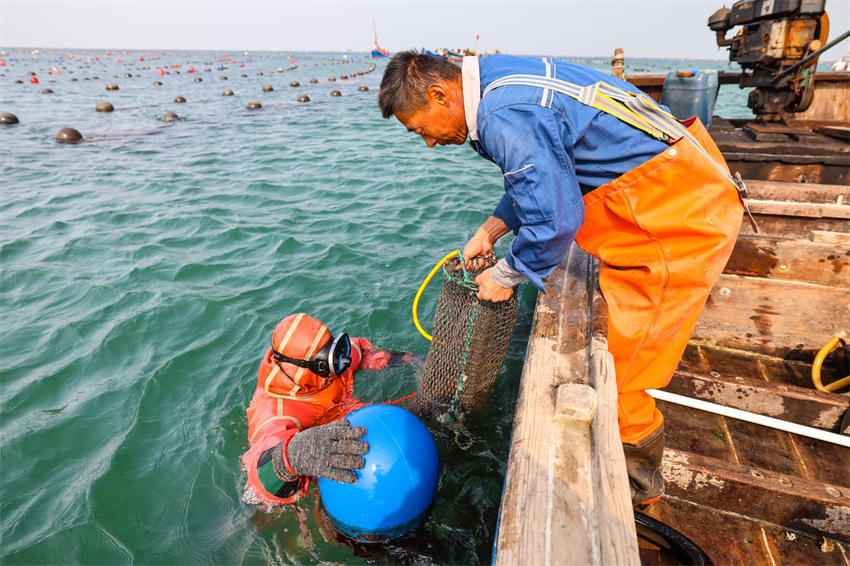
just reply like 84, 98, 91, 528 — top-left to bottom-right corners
494, 174, 849, 565
641, 178, 850, 565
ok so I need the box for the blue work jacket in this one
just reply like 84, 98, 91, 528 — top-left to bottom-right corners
466, 54, 670, 291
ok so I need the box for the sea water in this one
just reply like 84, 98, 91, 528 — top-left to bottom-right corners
0, 50, 808, 564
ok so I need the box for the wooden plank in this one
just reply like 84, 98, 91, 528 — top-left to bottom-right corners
724, 151, 849, 165
624, 75, 663, 103
795, 78, 850, 123
624, 74, 666, 88
724, 234, 850, 287
747, 180, 850, 203
645, 496, 850, 566
787, 119, 850, 129
660, 384, 849, 485
725, 414, 850, 487
740, 215, 850, 239
692, 274, 850, 360
815, 126, 850, 141
590, 336, 640, 566
657, 399, 737, 463
715, 130, 850, 157
661, 448, 850, 540
776, 431, 850, 489
725, 160, 849, 186
495, 246, 593, 565
723, 417, 809, 477
760, 519, 850, 566
745, 200, 850, 220
677, 341, 842, 390
743, 180, 850, 204
810, 230, 850, 245
665, 370, 849, 432
495, 245, 640, 566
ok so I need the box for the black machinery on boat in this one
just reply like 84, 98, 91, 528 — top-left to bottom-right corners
709, 0, 829, 120
708, 0, 849, 122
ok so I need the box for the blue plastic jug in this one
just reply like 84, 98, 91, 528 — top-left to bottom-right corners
661, 70, 719, 130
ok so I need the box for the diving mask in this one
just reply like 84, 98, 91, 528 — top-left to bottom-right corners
272, 333, 352, 377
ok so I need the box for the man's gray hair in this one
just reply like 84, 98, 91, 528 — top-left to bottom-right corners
378, 49, 461, 119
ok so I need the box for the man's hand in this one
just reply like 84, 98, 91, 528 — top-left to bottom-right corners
460, 227, 495, 271
475, 268, 514, 302
457, 216, 511, 272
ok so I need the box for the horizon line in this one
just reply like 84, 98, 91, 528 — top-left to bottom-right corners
0, 45, 733, 62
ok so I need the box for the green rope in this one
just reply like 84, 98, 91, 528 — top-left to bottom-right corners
447, 250, 480, 419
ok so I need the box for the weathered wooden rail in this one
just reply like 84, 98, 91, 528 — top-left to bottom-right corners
493, 245, 639, 566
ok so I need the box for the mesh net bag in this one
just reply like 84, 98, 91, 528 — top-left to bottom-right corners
415, 253, 519, 420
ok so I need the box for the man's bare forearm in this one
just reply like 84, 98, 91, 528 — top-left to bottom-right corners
479, 216, 511, 244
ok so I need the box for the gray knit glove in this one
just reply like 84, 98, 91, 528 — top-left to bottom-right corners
272, 418, 368, 484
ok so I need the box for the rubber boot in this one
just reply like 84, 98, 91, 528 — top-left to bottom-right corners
623, 424, 665, 505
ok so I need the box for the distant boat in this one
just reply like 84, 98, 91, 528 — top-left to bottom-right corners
832, 53, 850, 72
372, 21, 389, 58
422, 47, 463, 63
444, 50, 465, 63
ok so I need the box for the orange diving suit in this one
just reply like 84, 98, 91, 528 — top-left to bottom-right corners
241, 313, 414, 507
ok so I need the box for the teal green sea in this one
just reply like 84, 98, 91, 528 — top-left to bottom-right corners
0, 50, 809, 565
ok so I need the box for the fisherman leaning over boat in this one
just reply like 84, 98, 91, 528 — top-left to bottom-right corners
378, 51, 744, 505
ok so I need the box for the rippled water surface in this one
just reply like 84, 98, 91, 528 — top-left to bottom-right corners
1, 49, 790, 565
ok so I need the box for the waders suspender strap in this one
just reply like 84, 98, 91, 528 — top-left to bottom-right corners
482, 75, 759, 232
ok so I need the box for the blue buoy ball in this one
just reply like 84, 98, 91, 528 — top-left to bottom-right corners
318, 405, 439, 542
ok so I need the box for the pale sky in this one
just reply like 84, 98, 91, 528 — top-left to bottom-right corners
1, 0, 849, 61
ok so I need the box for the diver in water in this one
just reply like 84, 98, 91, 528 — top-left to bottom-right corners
242, 313, 419, 507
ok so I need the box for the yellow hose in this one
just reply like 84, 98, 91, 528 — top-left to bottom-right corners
413, 250, 459, 341
812, 335, 850, 395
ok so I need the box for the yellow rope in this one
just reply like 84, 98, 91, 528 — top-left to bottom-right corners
812, 335, 850, 395
412, 250, 460, 341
